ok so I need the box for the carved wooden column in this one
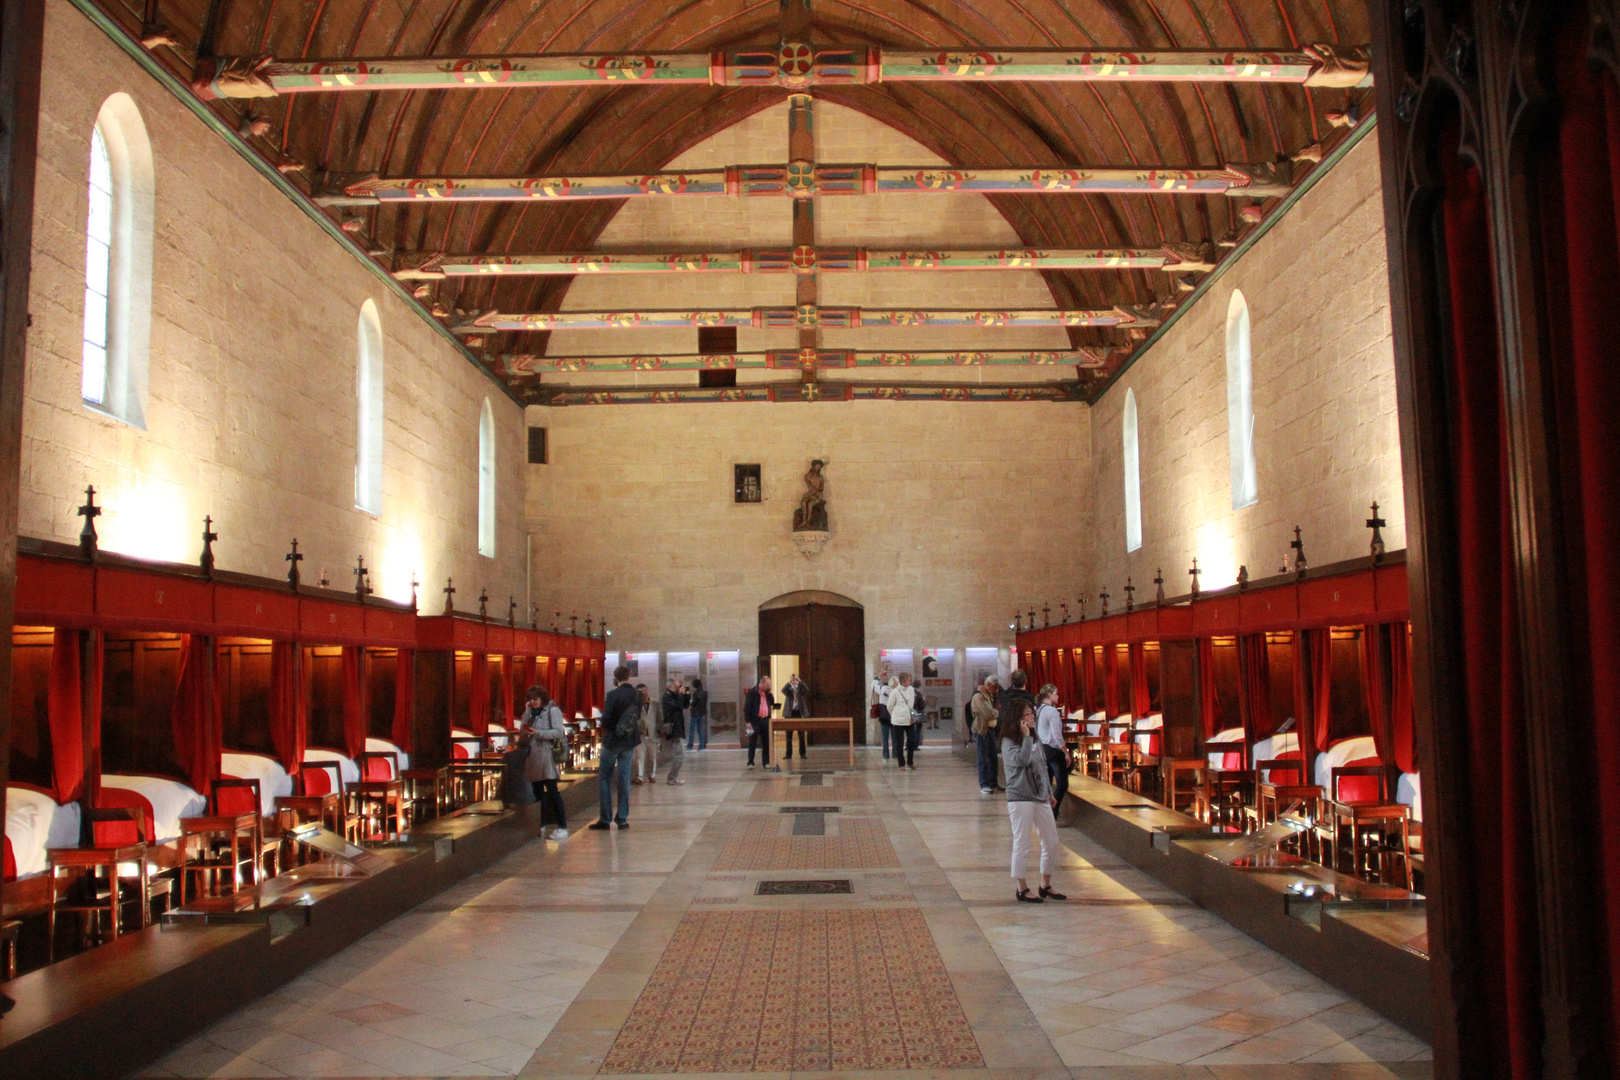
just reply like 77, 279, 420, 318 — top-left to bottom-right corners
0, 0, 45, 1016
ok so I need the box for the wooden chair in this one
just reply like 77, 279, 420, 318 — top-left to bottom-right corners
401, 765, 451, 822
179, 810, 256, 903
1102, 742, 1136, 789
1160, 759, 1205, 814
213, 778, 281, 883
1078, 735, 1107, 780
351, 752, 406, 836
1, 918, 19, 979
1243, 758, 1321, 855
47, 807, 151, 961
1316, 765, 1407, 880
275, 761, 353, 859
1200, 769, 1253, 829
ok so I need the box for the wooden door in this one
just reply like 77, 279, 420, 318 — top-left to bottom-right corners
759, 603, 866, 743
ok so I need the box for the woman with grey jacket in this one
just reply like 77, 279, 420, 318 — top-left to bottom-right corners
523, 685, 569, 840
1002, 700, 1065, 902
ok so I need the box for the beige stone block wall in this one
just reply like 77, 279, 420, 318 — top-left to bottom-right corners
1085, 132, 1405, 599
525, 400, 1091, 694
21, 4, 527, 607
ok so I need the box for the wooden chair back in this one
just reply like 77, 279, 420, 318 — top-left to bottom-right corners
357, 751, 400, 782
213, 777, 263, 818
1331, 764, 1389, 804
300, 761, 343, 797
1257, 757, 1307, 785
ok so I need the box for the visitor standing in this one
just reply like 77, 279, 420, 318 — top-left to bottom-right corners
1003, 699, 1065, 902
686, 678, 709, 750
522, 685, 569, 840
633, 684, 658, 783
744, 675, 776, 769
660, 676, 690, 784
782, 673, 811, 760
970, 676, 1001, 794
889, 673, 917, 770
872, 667, 893, 759
1036, 683, 1070, 825
592, 666, 639, 830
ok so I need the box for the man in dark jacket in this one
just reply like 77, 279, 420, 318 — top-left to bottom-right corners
997, 669, 1039, 736
686, 678, 710, 751
781, 673, 811, 760
660, 677, 691, 784
743, 675, 776, 770
592, 665, 640, 829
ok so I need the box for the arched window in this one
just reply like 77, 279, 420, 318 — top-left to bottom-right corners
354, 300, 384, 514
1225, 290, 1258, 509
82, 93, 154, 426
477, 398, 496, 557
1123, 388, 1142, 552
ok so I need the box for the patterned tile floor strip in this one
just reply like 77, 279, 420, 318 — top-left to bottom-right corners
711, 817, 900, 871
748, 777, 871, 803
599, 910, 984, 1073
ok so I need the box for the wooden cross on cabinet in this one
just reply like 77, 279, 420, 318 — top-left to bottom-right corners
77, 485, 102, 559
443, 577, 456, 615
286, 538, 303, 589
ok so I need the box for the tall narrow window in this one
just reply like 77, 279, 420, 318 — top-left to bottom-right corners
81, 93, 154, 426
1123, 389, 1142, 552
355, 300, 384, 514
1225, 290, 1258, 508
477, 398, 496, 557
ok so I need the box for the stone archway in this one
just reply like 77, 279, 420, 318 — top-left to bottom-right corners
758, 591, 866, 742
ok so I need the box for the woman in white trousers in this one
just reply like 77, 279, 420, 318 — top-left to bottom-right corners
1001, 700, 1067, 903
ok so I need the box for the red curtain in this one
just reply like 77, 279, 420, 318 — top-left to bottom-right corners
545, 655, 563, 705
568, 657, 586, 717
1308, 630, 1332, 755
1235, 633, 1271, 749
468, 652, 490, 736
1442, 141, 1539, 1079
392, 648, 414, 752
1080, 647, 1095, 714
269, 641, 305, 776
341, 646, 366, 760
47, 629, 85, 804
171, 634, 222, 797
1360, 625, 1392, 768
1128, 643, 1151, 718
1197, 638, 1218, 739
1102, 645, 1120, 716
1387, 625, 1415, 774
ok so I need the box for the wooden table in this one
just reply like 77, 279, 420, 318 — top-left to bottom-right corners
348, 779, 407, 836
771, 717, 856, 767
2, 917, 21, 979
1320, 800, 1409, 881
275, 791, 350, 858
45, 842, 149, 960
179, 812, 258, 903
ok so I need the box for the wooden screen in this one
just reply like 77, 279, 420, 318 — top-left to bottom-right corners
8, 627, 53, 789
366, 647, 398, 740
102, 633, 184, 778
758, 601, 865, 743
218, 638, 274, 755
305, 646, 345, 750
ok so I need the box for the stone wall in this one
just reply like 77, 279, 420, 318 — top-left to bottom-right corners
1085, 130, 1405, 599
20, 3, 527, 606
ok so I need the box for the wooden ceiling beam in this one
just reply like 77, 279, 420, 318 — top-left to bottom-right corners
322, 160, 1294, 205
498, 349, 1107, 372
534, 383, 1081, 406
456, 305, 1162, 332
396, 245, 1215, 278
192, 45, 1370, 99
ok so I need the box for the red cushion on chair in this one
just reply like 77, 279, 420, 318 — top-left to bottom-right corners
3, 836, 15, 882
1220, 751, 1242, 770
1337, 756, 1386, 803
214, 777, 258, 817
362, 757, 394, 781
452, 743, 470, 761
301, 766, 337, 796
95, 787, 155, 847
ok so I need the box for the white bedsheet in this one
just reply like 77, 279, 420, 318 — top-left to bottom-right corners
101, 774, 207, 844
1206, 726, 1246, 768
220, 752, 295, 817
364, 737, 411, 773
6, 787, 81, 878
1397, 771, 1422, 822
1314, 735, 1380, 789
1133, 713, 1163, 753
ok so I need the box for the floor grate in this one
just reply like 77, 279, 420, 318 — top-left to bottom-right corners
777, 806, 841, 814
755, 879, 853, 895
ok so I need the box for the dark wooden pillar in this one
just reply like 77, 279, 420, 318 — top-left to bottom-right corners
412, 650, 452, 768
1369, 2, 1616, 1077
0, 0, 46, 1017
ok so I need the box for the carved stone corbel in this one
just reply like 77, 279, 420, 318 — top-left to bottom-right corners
1158, 242, 1216, 273
194, 55, 279, 99
1223, 160, 1295, 199
394, 253, 448, 280
1302, 43, 1373, 88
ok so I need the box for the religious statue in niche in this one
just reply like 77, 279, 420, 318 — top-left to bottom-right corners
793, 459, 828, 532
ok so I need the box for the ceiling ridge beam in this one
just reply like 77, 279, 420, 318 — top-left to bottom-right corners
191, 44, 1371, 99
498, 349, 1108, 371
457, 305, 1164, 332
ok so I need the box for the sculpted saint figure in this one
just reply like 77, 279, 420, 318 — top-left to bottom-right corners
793, 459, 828, 532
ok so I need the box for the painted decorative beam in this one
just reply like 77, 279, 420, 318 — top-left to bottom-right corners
458, 304, 1161, 332
398, 244, 1213, 278
498, 349, 1106, 373
536, 383, 1077, 406
323, 161, 1293, 204
193, 44, 1370, 99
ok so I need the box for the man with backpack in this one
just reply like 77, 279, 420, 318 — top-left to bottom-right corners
592, 665, 641, 830
970, 676, 1001, 794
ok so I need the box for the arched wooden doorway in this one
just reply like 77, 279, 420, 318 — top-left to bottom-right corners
758, 591, 867, 744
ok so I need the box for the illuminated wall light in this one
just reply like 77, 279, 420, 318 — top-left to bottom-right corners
379, 528, 425, 605
1194, 519, 1237, 590
100, 474, 191, 563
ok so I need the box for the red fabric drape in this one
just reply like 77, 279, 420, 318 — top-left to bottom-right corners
269, 641, 305, 776
85, 633, 102, 807
468, 652, 490, 736
1361, 626, 1392, 768
590, 658, 604, 711
171, 635, 222, 797
1080, 647, 1095, 714
341, 646, 366, 760
568, 657, 586, 717
1128, 643, 1151, 718
1387, 625, 1415, 774
1308, 630, 1332, 755
1197, 638, 1218, 739
1053, 648, 1072, 708
392, 649, 415, 752
1102, 645, 1120, 716
1443, 142, 1539, 1078
47, 629, 85, 804
1235, 633, 1271, 750
545, 655, 563, 706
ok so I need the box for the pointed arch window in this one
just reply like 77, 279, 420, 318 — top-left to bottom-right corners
355, 300, 384, 514
82, 93, 154, 426
477, 398, 496, 557
1123, 388, 1142, 552
1225, 290, 1258, 509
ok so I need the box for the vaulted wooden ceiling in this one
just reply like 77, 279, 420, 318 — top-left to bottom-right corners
101, 0, 1374, 403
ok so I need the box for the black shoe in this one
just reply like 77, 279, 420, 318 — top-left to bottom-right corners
588, 821, 611, 831
617, 821, 629, 829
1039, 886, 1067, 900
1016, 888, 1044, 903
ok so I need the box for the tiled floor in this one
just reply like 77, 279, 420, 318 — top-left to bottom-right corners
141, 747, 1432, 1079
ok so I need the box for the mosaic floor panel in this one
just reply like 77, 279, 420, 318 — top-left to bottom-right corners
748, 776, 871, 803
598, 909, 984, 1073
710, 816, 900, 871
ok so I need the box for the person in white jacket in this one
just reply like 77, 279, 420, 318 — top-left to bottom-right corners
888, 673, 918, 770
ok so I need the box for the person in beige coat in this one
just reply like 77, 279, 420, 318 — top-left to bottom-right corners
523, 686, 569, 840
